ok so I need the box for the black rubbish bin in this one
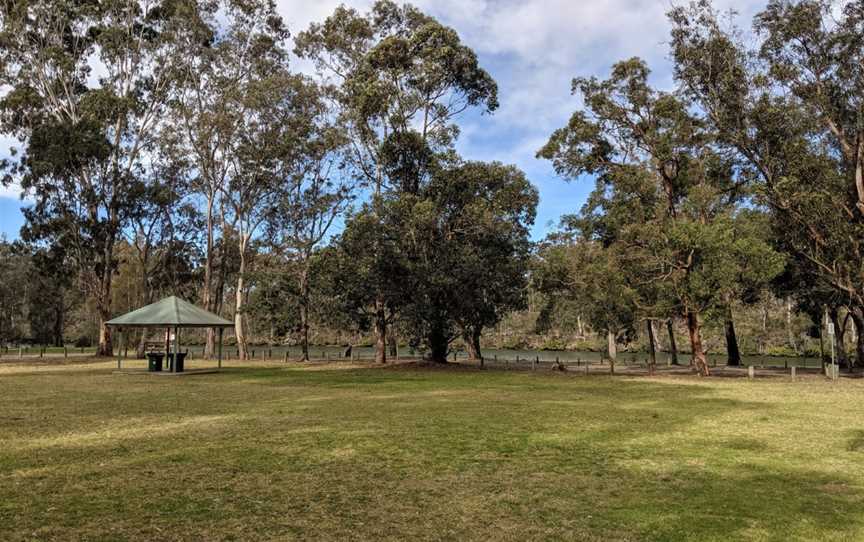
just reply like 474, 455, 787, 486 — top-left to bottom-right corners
147, 353, 164, 372
168, 352, 187, 373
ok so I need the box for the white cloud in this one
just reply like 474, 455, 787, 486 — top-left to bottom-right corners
0, 182, 23, 200
274, 0, 768, 236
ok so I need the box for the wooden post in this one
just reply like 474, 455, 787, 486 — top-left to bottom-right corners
64, 346, 68, 359
218, 328, 223, 369
748, 366, 755, 379
533, 356, 538, 370
791, 366, 796, 379
283, 351, 288, 363
18, 346, 22, 358
117, 330, 123, 370
173, 326, 180, 373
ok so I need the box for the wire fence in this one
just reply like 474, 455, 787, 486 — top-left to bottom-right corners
0, 343, 826, 371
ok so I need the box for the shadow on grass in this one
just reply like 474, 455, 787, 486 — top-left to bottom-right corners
1, 364, 862, 540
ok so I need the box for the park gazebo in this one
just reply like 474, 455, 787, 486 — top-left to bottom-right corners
106, 296, 233, 372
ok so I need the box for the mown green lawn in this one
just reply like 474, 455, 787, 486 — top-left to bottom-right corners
1, 359, 863, 541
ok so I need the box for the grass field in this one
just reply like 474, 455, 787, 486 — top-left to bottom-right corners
2, 359, 864, 541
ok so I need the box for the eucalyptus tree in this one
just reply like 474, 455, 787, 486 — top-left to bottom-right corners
539, 58, 783, 375
295, 0, 498, 362
0, 0, 205, 355
169, 0, 287, 358
668, 0, 864, 366
224, 72, 328, 360
398, 161, 538, 362
533, 237, 639, 370
264, 90, 354, 362
127, 154, 200, 357
0, 239, 29, 344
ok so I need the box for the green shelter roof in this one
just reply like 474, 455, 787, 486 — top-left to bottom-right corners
106, 296, 234, 328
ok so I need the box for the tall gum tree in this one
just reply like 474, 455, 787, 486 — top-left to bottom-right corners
295, 0, 498, 363
0, 0, 205, 356
169, 0, 287, 358
669, 0, 864, 366
539, 58, 783, 375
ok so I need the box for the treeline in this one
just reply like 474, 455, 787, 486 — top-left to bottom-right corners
1, 1, 862, 371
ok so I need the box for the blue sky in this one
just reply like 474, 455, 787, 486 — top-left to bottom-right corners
0, 0, 764, 241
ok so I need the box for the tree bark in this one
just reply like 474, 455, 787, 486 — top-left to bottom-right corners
388, 332, 397, 359
234, 251, 247, 360
646, 319, 657, 374
464, 325, 483, 366
299, 267, 310, 362
607, 329, 617, 374
848, 306, 864, 371
374, 300, 387, 364
97, 307, 112, 357
828, 307, 849, 368
724, 305, 742, 367
666, 318, 679, 365
786, 298, 796, 353
203, 193, 216, 359
427, 322, 449, 363
686, 310, 710, 376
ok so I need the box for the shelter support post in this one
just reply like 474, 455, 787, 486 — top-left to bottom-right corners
173, 326, 180, 373
117, 329, 122, 369
218, 328, 223, 369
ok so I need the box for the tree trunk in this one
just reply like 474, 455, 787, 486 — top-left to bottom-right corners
97, 307, 112, 357
786, 298, 796, 352
724, 305, 742, 367
374, 300, 386, 364
299, 268, 310, 362
607, 329, 617, 374
427, 322, 449, 363
666, 318, 679, 365
388, 332, 397, 359
203, 193, 216, 359
686, 310, 710, 376
53, 302, 64, 347
829, 307, 849, 368
235, 252, 247, 361
646, 319, 656, 374
464, 325, 483, 366
848, 306, 864, 371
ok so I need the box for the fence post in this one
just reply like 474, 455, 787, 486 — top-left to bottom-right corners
533, 356, 538, 371
791, 366, 796, 380
18, 346, 22, 359
748, 366, 755, 379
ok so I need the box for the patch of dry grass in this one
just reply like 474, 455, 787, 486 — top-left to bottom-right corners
1, 358, 864, 541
